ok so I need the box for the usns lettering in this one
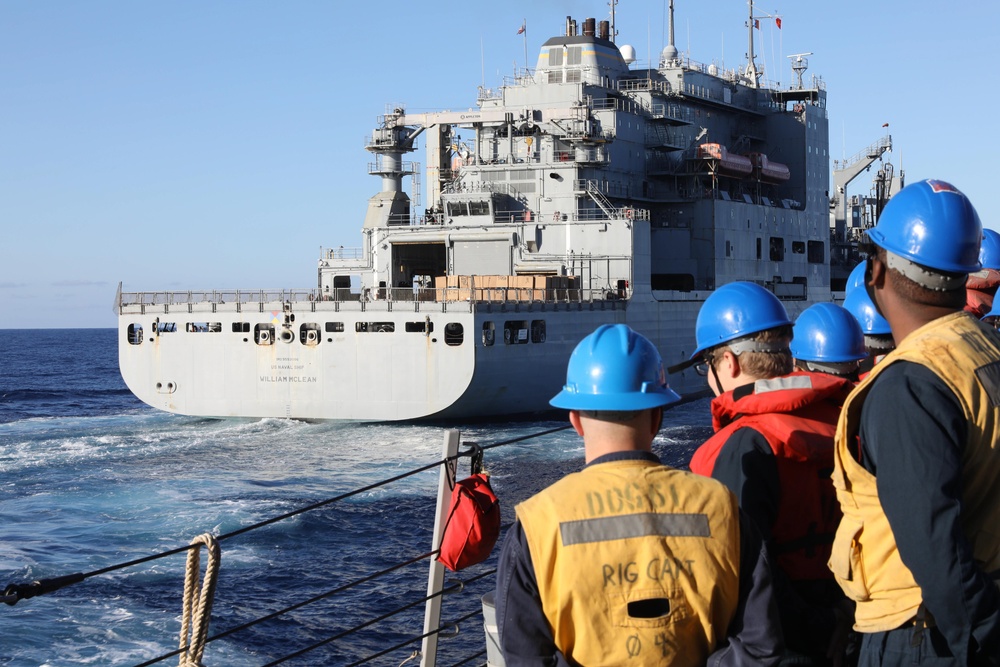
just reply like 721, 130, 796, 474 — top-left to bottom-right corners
260, 376, 318, 383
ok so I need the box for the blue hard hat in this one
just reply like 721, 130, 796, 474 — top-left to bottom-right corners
846, 261, 867, 296
790, 303, 866, 363
868, 179, 982, 273
691, 282, 793, 358
843, 288, 891, 336
550, 324, 681, 411
980, 229, 1000, 271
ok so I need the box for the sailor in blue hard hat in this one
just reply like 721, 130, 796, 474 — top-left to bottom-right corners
842, 287, 895, 377
830, 179, 1000, 664
790, 302, 866, 379
494, 324, 783, 665
682, 282, 856, 665
965, 227, 1000, 318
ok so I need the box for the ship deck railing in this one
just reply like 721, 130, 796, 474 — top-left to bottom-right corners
117, 286, 631, 316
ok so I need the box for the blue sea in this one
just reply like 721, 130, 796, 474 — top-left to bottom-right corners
0, 328, 713, 666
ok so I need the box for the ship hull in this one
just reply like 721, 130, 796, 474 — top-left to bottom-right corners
118, 291, 815, 421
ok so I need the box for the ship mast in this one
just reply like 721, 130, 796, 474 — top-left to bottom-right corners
609, 0, 617, 43
744, 0, 761, 88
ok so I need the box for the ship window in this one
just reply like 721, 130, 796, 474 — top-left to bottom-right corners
325, 322, 345, 333
651, 274, 695, 291
444, 323, 464, 346
469, 200, 490, 215
726, 240, 732, 257
232, 322, 250, 333
300, 323, 321, 345
186, 322, 221, 333
769, 237, 785, 261
792, 241, 805, 254
255, 324, 275, 345
548, 71, 563, 84
156, 321, 177, 333
127, 324, 143, 345
567, 47, 582, 65
756, 238, 762, 260
808, 240, 825, 264
548, 48, 563, 66
566, 69, 581, 84
447, 201, 469, 217
482, 321, 496, 346
503, 320, 529, 345
356, 322, 395, 333
531, 320, 546, 343
405, 321, 434, 333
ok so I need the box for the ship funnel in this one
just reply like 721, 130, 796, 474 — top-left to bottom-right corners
583, 18, 596, 37
599, 20, 609, 40
565, 16, 572, 36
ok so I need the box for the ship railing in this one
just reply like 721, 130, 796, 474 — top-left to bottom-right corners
322, 246, 364, 261
1, 426, 574, 667
118, 283, 631, 317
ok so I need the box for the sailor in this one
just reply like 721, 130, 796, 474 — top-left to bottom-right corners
494, 324, 783, 666
676, 282, 855, 666
965, 227, 1000, 318
842, 287, 895, 379
790, 302, 867, 381
829, 179, 1000, 665
983, 298, 1000, 329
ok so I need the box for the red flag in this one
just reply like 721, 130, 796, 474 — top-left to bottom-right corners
882, 123, 889, 127
754, 19, 760, 29
517, 21, 525, 35
775, 17, 782, 29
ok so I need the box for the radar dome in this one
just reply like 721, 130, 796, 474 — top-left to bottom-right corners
620, 44, 636, 64
660, 44, 678, 63
708, 63, 718, 76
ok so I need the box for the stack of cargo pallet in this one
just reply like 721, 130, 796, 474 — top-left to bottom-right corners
433, 275, 580, 302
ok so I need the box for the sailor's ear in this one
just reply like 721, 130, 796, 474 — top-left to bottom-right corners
569, 410, 585, 436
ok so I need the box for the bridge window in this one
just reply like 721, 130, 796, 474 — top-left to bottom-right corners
232, 322, 250, 333
156, 322, 176, 333
325, 322, 344, 333
792, 241, 805, 254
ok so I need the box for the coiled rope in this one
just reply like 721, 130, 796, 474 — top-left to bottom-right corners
178, 533, 220, 667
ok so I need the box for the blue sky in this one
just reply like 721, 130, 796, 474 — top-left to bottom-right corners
2, 1, 997, 329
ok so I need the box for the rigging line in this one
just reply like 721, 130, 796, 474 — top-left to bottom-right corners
262, 571, 496, 667
5, 453, 464, 605
344, 608, 486, 667
447, 648, 489, 667
130, 549, 439, 667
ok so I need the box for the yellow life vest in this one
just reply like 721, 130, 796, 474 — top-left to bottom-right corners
829, 311, 1000, 632
516, 458, 741, 666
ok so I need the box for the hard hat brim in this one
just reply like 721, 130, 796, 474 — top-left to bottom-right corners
549, 388, 681, 411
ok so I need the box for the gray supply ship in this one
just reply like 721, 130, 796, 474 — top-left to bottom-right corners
117, 2, 885, 422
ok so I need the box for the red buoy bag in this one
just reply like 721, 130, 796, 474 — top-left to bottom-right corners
437, 473, 501, 571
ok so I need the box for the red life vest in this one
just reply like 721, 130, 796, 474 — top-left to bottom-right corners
691, 371, 852, 581
965, 268, 1000, 318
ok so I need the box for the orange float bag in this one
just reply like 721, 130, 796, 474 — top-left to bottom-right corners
437, 472, 501, 571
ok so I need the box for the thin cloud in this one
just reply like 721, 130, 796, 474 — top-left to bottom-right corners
0, 282, 28, 289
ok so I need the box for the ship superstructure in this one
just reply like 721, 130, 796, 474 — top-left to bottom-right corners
118, 2, 838, 421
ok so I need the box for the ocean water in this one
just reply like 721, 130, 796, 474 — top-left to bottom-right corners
0, 328, 713, 666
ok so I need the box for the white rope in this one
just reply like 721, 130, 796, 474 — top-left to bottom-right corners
178, 533, 221, 667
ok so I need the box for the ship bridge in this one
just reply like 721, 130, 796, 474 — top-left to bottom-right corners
535, 17, 629, 85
